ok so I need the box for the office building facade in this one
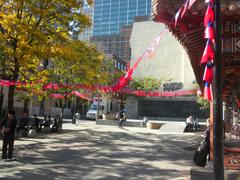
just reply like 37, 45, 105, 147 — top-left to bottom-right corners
78, 7, 93, 41
91, 24, 132, 61
93, 0, 151, 36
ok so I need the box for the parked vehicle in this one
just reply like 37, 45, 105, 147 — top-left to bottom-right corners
86, 103, 105, 120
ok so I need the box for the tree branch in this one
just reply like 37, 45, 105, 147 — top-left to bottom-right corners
0, 24, 5, 35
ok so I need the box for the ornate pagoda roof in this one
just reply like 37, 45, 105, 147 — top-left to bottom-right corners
152, 0, 240, 102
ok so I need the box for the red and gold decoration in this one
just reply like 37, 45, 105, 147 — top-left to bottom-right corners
173, 0, 214, 100
202, 0, 215, 101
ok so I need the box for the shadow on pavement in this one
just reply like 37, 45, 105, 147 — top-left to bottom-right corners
0, 127, 200, 180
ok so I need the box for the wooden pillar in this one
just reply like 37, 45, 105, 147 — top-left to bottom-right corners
210, 102, 214, 160
213, 0, 224, 179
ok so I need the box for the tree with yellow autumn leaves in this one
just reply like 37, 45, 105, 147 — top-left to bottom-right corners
0, 0, 108, 112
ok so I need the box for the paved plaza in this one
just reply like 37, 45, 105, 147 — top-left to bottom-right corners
0, 120, 202, 180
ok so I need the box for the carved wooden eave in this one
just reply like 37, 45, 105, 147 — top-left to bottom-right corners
152, 0, 240, 102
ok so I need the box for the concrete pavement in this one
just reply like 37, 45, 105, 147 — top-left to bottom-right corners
0, 120, 202, 180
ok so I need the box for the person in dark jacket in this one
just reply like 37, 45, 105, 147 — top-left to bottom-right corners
118, 112, 127, 127
193, 118, 210, 167
31, 114, 40, 132
0, 110, 17, 160
16, 112, 29, 136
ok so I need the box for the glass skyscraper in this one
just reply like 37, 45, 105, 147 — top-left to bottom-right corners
93, 0, 151, 36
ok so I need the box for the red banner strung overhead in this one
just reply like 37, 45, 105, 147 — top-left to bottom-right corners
0, 79, 197, 98
113, 29, 167, 91
68, 91, 90, 100
0, 1, 202, 100
43, 83, 59, 90
0, 80, 24, 87
50, 94, 64, 99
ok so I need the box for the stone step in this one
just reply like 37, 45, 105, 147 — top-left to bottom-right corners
96, 119, 143, 127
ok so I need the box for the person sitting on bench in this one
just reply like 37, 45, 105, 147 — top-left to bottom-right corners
141, 116, 148, 127
40, 115, 52, 132
31, 114, 40, 132
16, 112, 29, 136
119, 112, 126, 127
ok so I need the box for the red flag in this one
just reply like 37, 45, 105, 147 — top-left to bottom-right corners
204, 6, 214, 27
204, 22, 214, 41
203, 64, 213, 83
201, 40, 214, 64
204, 82, 213, 101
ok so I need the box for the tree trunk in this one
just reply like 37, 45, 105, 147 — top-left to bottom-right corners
8, 85, 15, 112
61, 96, 67, 119
0, 87, 4, 120
120, 95, 124, 112
60, 95, 67, 132
39, 98, 45, 116
23, 99, 29, 113
8, 55, 20, 113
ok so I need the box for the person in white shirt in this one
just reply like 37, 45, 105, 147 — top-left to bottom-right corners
141, 116, 148, 127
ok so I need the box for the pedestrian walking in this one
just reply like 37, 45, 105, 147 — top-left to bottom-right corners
74, 112, 81, 126
51, 115, 59, 132
0, 110, 17, 161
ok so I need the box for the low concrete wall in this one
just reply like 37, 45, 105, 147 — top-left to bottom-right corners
190, 164, 240, 180
96, 119, 142, 127
190, 166, 214, 180
96, 119, 165, 128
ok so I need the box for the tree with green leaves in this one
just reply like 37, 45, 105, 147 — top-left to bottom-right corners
41, 40, 110, 119
0, 0, 94, 111
196, 95, 210, 111
131, 77, 163, 91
